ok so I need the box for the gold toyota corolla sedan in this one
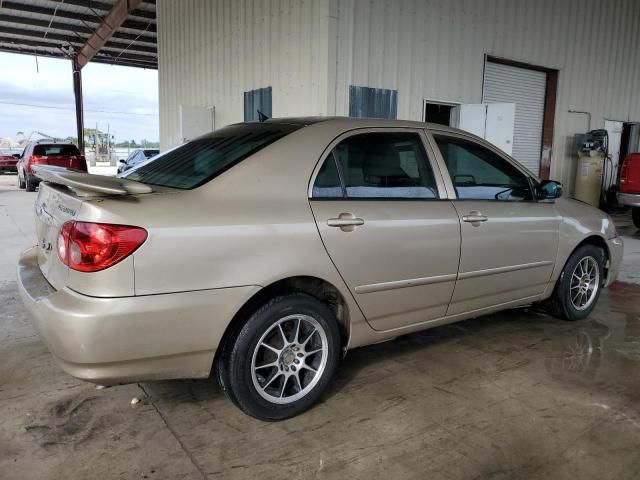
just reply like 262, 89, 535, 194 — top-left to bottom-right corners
18, 118, 623, 420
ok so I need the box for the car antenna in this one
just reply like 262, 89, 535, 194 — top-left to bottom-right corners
257, 110, 270, 122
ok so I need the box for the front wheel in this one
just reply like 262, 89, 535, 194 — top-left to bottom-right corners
546, 244, 606, 321
217, 293, 341, 420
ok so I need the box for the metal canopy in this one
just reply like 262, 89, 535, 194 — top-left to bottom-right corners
0, 0, 157, 69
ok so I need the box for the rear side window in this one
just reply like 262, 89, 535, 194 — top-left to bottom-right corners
123, 124, 301, 189
313, 132, 438, 199
33, 144, 80, 156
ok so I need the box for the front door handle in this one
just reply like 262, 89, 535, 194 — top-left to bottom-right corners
327, 213, 364, 232
462, 211, 488, 226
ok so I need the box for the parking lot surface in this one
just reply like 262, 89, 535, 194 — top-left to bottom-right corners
1, 174, 640, 479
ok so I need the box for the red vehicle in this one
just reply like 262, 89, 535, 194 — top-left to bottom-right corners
18, 142, 87, 192
0, 151, 19, 173
618, 153, 640, 228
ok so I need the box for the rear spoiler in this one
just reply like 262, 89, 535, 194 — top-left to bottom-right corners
32, 165, 153, 197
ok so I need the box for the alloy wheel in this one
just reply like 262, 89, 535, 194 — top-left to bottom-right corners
570, 256, 600, 311
250, 314, 328, 404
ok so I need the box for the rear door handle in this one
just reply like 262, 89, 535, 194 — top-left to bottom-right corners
462, 211, 488, 225
327, 218, 365, 227
327, 213, 364, 232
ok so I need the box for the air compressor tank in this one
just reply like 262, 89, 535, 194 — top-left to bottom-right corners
574, 151, 604, 207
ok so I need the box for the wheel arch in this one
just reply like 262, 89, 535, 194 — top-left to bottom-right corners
561, 234, 611, 283
212, 275, 351, 373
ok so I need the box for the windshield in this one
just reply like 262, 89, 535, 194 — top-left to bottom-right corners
122, 123, 301, 189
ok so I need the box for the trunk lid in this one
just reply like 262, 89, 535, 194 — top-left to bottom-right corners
32, 166, 154, 291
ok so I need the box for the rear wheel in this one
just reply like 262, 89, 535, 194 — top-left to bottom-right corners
633, 207, 640, 229
546, 244, 605, 321
18, 172, 25, 189
217, 293, 341, 420
25, 174, 36, 192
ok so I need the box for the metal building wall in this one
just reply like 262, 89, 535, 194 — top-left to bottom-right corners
157, 0, 332, 149
331, 0, 640, 190
158, 0, 640, 190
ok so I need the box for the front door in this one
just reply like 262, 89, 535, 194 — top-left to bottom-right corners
430, 132, 560, 316
309, 129, 461, 331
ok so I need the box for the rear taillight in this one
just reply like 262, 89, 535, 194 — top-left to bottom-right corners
56, 221, 147, 272
30, 155, 47, 164
620, 158, 629, 187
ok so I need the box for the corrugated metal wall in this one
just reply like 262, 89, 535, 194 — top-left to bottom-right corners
332, 0, 640, 190
157, 0, 332, 149
158, 0, 640, 190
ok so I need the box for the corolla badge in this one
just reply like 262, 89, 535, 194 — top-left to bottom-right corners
57, 204, 76, 217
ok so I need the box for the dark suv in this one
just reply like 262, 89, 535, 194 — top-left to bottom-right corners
18, 142, 87, 191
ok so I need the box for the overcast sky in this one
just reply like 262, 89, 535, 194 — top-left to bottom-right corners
0, 52, 159, 143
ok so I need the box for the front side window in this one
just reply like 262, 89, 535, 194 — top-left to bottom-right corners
433, 135, 532, 201
123, 123, 300, 189
313, 132, 438, 199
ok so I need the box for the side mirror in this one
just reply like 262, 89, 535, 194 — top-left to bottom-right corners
118, 159, 126, 164
538, 180, 563, 200
12, 153, 21, 159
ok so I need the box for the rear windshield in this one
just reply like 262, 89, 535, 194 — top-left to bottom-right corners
34, 144, 80, 156
122, 123, 301, 189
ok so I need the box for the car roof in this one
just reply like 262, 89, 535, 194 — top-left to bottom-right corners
254, 116, 462, 134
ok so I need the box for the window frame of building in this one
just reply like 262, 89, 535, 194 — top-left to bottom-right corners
244, 86, 273, 122
348, 86, 398, 120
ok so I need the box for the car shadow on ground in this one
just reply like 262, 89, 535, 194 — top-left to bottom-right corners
140, 304, 613, 409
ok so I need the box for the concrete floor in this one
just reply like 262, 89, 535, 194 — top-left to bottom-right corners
1, 173, 640, 479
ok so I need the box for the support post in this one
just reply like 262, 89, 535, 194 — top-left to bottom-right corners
72, 60, 84, 154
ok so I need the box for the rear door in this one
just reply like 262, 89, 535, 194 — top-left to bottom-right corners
309, 128, 461, 332
429, 131, 560, 315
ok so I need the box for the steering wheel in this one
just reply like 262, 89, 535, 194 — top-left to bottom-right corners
494, 187, 514, 200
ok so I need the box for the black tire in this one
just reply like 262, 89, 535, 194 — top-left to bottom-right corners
18, 172, 25, 189
633, 207, 640, 229
217, 293, 341, 421
546, 244, 606, 321
25, 174, 36, 192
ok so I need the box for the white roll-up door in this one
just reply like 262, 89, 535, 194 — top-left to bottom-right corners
483, 62, 547, 175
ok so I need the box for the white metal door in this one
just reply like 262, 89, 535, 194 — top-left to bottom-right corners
180, 105, 214, 142
485, 103, 516, 156
484, 61, 547, 175
451, 104, 486, 138
450, 103, 515, 155
604, 120, 624, 189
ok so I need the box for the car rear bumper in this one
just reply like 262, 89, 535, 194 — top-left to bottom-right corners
17, 246, 260, 384
617, 192, 640, 208
605, 236, 624, 287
